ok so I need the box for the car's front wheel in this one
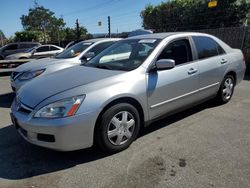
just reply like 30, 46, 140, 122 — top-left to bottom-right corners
95, 103, 140, 153
216, 74, 235, 104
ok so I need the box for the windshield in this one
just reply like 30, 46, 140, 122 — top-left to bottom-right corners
25, 47, 36, 53
55, 41, 93, 59
84, 39, 160, 71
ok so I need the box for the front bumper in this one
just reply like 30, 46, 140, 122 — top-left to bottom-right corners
10, 101, 98, 151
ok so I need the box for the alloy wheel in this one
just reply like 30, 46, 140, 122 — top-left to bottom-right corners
107, 111, 135, 146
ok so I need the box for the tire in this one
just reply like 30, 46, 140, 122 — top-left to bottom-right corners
0, 56, 3, 60
215, 75, 235, 104
95, 103, 140, 153
19, 57, 28, 59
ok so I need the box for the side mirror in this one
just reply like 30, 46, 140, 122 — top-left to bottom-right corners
155, 59, 175, 70
85, 52, 95, 60
31, 50, 36, 55
81, 57, 87, 64
80, 52, 95, 64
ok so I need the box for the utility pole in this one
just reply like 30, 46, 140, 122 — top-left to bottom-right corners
41, 21, 47, 44
0, 32, 3, 47
76, 19, 80, 40
108, 16, 111, 38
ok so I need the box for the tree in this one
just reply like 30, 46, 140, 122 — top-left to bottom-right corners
61, 26, 88, 42
141, 0, 250, 32
13, 31, 47, 42
20, 5, 65, 43
0, 30, 6, 46
0, 30, 6, 39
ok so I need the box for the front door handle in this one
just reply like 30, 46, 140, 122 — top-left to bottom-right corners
188, 68, 198, 75
220, 59, 228, 64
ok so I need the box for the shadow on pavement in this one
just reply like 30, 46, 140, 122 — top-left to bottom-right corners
0, 71, 12, 77
0, 125, 107, 180
0, 92, 15, 108
0, 99, 219, 180
139, 99, 219, 137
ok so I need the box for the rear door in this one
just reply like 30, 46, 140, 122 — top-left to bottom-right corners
32, 45, 50, 59
192, 36, 228, 99
49, 46, 62, 56
147, 37, 200, 119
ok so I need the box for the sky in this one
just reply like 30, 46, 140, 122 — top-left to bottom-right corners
0, 0, 164, 38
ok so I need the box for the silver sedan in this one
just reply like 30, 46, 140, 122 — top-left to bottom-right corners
10, 32, 246, 153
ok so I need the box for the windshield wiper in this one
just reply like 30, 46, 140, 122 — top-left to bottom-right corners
95, 64, 112, 70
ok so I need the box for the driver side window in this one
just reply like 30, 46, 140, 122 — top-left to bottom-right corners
157, 39, 193, 66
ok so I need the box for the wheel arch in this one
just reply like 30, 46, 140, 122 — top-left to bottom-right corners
225, 70, 237, 84
94, 97, 145, 137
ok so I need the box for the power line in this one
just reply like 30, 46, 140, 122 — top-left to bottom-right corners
62, 0, 121, 16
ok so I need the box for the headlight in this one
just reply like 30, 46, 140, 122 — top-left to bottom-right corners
34, 95, 85, 118
18, 69, 45, 81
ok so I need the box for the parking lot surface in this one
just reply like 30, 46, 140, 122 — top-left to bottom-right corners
0, 75, 250, 188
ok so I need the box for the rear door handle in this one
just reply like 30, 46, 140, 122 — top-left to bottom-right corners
220, 59, 228, 64
188, 68, 198, 75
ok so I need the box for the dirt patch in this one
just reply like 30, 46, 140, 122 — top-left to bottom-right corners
106, 156, 166, 188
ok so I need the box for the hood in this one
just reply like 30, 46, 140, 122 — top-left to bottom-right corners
18, 65, 124, 108
15, 58, 77, 72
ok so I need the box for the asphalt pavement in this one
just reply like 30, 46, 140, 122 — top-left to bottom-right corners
0, 75, 250, 188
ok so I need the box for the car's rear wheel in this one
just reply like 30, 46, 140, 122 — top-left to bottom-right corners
95, 103, 140, 153
216, 75, 235, 104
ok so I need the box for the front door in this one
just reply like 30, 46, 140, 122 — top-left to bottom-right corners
147, 38, 200, 120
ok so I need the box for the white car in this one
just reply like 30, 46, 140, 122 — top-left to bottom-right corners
6, 45, 64, 60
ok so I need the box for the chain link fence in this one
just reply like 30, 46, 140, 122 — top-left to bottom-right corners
192, 26, 250, 75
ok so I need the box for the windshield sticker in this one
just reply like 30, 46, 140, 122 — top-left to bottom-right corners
82, 43, 92, 45
139, 39, 156, 43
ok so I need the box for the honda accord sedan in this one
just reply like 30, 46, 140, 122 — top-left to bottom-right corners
10, 32, 246, 153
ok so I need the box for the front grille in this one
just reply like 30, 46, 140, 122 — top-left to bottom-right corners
15, 97, 33, 114
19, 106, 32, 114
11, 71, 19, 79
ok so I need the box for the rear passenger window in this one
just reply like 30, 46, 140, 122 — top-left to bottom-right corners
50, 46, 60, 51
193, 36, 225, 59
157, 39, 192, 65
36, 46, 50, 52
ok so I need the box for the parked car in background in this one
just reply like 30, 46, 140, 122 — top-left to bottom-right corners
0, 42, 41, 60
10, 33, 245, 153
10, 38, 121, 91
5, 45, 64, 60
64, 40, 83, 49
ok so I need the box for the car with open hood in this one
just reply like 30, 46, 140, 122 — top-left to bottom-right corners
10, 32, 246, 153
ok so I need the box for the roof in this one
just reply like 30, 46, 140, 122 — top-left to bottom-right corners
127, 32, 208, 40
83, 38, 121, 43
